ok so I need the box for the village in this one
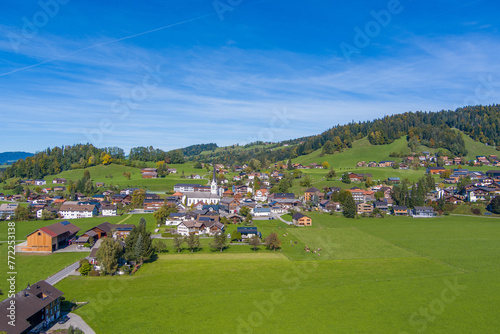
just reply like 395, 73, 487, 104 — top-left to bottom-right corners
1, 151, 500, 333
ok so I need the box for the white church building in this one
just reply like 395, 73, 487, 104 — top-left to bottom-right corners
182, 168, 223, 206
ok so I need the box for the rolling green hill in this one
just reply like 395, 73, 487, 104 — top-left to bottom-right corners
1, 162, 211, 193
293, 130, 498, 169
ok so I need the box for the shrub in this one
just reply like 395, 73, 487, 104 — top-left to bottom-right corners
471, 208, 481, 215
89, 270, 100, 276
79, 261, 92, 276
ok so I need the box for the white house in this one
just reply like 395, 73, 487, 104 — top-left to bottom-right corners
35, 179, 46, 186
58, 203, 97, 219
413, 206, 436, 218
101, 204, 117, 216
252, 207, 271, 217
174, 183, 203, 192
176, 219, 224, 236
271, 206, 287, 214
254, 189, 268, 202
165, 213, 191, 226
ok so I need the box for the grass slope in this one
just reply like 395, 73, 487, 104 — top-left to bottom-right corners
293, 130, 498, 169
5, 162, 209, 193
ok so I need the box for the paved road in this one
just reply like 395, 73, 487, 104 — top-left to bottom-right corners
45, 260, 81, 285
49, 313, 96, 334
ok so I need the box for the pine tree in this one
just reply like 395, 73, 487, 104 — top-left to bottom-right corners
343, 194, 356, 218
134, 235, 144, 263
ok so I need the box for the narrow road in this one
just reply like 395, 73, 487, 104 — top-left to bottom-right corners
45, 260, 81, 285
277, 215, 293, 225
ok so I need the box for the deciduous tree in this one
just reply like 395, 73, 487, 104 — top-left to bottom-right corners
96, 237, 123, 275
248, 235, 261, 251
264, 233, 281, 251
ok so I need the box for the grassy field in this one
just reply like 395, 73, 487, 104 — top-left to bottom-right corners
0, 213, 157, 294
294, 136, 410, 168
0, 162, 210, 193
53, 213, 500, 333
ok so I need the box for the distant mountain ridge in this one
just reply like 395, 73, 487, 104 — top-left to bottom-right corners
0, 151, 33, 164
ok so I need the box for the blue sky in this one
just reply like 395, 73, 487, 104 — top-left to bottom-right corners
1, 0, 499, 153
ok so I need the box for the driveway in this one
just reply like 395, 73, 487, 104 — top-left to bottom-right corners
48, 313, 96, 334
45, 260, 81, 285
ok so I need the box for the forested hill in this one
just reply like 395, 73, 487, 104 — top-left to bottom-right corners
3, 104, 499, 179
0, 151, 33, 164
192, 104, 500, 164
183, 143, 218, 156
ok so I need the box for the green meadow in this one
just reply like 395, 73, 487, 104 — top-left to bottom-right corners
1, 162, 210, 193
0, 214, 157, 294
52, 213, 500, 333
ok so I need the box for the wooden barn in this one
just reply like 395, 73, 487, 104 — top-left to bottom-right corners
22, 221, 80, 252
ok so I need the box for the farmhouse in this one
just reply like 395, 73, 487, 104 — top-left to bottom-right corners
78, 222, 135, 244
387, 177, 400, 184
58, 203, 97, 219
292, 212, 312, 226
111, 194, 132, 205
427, 166, 447, 175
319, 200, 341, 212
177, 217, 224, 236
141, 168, 158, 178
0, 280, 63, 334
348, 173, 363, 182
226, 214, 245, 223
21, 220, 80, 252
52, 178, 67, 184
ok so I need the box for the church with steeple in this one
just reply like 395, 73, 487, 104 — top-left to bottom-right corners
181, 167, 222, 206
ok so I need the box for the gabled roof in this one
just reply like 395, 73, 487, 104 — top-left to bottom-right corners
0, 280, 63, 334
293, 212, 309, 220
29, 220, 80, 238
305, 187, 320, 193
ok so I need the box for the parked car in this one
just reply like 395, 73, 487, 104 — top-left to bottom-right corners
58, 315, 69, 324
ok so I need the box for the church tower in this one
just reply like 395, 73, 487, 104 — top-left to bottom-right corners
211, 167, 218, 195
